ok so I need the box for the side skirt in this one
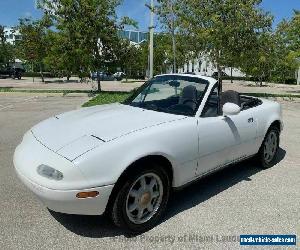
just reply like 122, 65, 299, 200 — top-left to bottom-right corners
173, 154, 256, 191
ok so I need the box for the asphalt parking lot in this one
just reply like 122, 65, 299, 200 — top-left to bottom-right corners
0, 92, 299, 250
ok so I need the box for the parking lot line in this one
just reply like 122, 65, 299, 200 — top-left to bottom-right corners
0, 96, 37, 111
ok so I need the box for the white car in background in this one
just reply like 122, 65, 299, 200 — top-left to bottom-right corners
113, 71, 125, 81
14, 74, 283, 232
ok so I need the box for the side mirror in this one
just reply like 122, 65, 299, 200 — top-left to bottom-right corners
222, 102, 241, 116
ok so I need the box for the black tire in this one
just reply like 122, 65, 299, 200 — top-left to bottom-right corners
257, 126, 280, 169
111, 164, 170, 232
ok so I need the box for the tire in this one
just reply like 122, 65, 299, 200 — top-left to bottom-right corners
111, 164, 170, 232
257, 126, 280, 169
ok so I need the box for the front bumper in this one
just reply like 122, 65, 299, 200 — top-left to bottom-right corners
16, 169, 114, 215
14, 131, 114, 215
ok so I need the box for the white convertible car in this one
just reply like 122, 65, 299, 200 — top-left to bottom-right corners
14, 74, 283, 232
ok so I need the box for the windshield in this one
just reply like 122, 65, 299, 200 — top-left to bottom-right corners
124, 75, 209, 116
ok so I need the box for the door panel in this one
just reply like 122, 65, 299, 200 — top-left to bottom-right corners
167, 117, 200, 187
226, 109, 258, 157
196, 111, 257, 176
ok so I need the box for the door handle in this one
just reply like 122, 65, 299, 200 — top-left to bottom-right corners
248, 117, 254, 123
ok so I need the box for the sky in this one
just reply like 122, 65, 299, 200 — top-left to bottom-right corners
0, 0, 299, 31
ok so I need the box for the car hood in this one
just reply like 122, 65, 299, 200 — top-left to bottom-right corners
31, 103, 184, 160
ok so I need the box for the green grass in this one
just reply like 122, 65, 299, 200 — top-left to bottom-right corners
0, 87, 13, 92
1, 86, 300, 108
82, 92, 130, 107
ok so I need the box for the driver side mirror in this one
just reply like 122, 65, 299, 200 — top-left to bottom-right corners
222, 102, 241, 116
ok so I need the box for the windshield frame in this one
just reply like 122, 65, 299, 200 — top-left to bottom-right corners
123, 74, 210, 117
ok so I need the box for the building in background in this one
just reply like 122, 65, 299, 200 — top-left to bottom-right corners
118, 30, 148, 45
176, 57, 245, 78
3, 27, 21, 44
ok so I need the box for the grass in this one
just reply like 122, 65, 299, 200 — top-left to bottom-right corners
1, 86, 300, 108
0, 87, 131, 106
83, 92, 300, 108
82, 92, 130, 107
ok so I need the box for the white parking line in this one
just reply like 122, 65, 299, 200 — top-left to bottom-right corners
0, 96, 38, 111
0, 104, 13, 111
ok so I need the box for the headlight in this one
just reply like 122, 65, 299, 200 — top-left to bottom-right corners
37, 164, 63, 181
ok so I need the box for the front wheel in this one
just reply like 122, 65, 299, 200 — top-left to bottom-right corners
257, 126, 280, 169
111, 164, 170, 232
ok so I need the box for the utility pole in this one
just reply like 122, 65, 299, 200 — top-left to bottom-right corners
149, 0, 154, 78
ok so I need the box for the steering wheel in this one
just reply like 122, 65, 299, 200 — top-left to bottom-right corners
167, 103, 194, 115
144, 103, 158, 111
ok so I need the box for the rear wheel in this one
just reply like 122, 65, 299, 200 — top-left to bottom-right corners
257, 126, 280, 169
111, 164, 170, 232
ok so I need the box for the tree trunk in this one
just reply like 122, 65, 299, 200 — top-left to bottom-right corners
32, 62, 34, 83
260, 76, 263, 87
97, 73, 101, 92
39, 63, 44, 83
230, 67, 233, 83
171, 27, 176, 73
217, 64, 223, 94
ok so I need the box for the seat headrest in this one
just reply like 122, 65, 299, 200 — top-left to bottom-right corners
179, 85, 197, 104
220, 90, 241, 108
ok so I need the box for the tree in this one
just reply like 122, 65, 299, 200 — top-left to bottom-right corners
240, 32, 277, 86
17, 17, 51, 82
114, 39, 146, 80
284, 10, 300, 54
0, 26, 15, 68
163, 0, 273, 90
243, 11, 300, 85
157, 0, 178, 72
44, 30, 84, 80
38, 0, 134, 91
275, 11, 300, 83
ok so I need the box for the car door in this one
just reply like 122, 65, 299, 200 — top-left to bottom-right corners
196, 85, 257, 176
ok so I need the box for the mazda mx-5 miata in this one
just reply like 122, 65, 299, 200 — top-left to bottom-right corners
14, 74, 283, 232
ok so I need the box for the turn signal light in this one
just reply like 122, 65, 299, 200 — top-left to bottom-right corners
76, 191, 99, 199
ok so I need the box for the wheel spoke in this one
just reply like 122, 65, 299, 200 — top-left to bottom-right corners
128, 202, 138, 212
149, 178, 156, 190
140, 177, 147, 191
152, 191, 160, 198
137, 207, 144, 219
147, 203, 154, 212
129, 189, 139, 198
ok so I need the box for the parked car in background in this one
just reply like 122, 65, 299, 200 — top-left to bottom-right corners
14, 74, 283, 232
212, 71, 228, 79
113, 72, 125, 81
91, 71, 116, 81
0, 66, 25, 79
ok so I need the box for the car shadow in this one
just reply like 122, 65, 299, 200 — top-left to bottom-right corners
165, 148, 286, 221
49, 148, 286, 238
